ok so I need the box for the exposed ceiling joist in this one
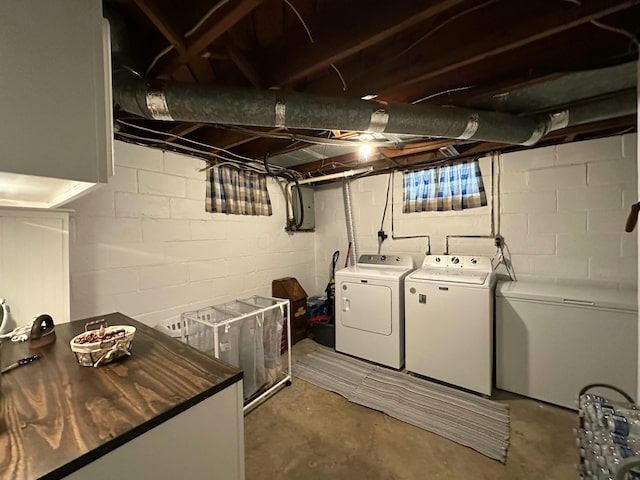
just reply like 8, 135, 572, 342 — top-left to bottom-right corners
109, 0, 638, 178
153, 0, 264, 76
372, 0, 640, 98
225, 37, 262, 88
265, 0, 467, 87
131, 0, 188, 58
165, 123, 205, 143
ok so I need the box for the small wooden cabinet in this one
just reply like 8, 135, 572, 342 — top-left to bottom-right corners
272, 277, 309, 345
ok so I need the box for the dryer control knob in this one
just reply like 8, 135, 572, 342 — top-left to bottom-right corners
470, 258, 478, 264
451, 256, 460, 264
435, 257, 441, 263
381, 255, 386, 261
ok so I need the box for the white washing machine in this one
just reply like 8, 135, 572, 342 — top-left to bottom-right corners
404, 255, 496, 395
335, 254, 415, 369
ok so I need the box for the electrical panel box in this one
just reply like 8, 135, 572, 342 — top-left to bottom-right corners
291, 185, 315, 230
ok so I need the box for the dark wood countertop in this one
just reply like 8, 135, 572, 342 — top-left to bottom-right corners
0, 312, 243, 480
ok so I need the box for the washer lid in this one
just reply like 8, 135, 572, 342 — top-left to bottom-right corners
496, 280, 637, 311
409, 268, 489, 285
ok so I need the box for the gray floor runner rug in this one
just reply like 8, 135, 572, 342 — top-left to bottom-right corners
293, 349, 510, 462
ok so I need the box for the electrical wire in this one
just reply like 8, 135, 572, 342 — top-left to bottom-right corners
502, 242, 516, 281
590, 19, 639, 49
389, 169, 432, 254
379, 173, 392, 232
116, 119, 403, 176
0, 324, 32, 343
116, 119, 258, 163
561, 0, 639, 49
377, 173, 392, 254
221, 125, 400, 147
264, 152, 304, 230
397, 0, 500, 59
283, 0, 347, 91
145, 0, 232, 76
115, 130, 294, 176
115, 120, 302, 178
411, 85, 475, 105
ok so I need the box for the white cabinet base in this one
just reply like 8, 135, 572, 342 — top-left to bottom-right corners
65, 381, 245, 480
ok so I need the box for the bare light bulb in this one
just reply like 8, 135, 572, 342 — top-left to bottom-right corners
359, 143, 371, 161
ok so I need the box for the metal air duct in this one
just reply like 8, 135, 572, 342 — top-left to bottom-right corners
107, 7, 636, 148
113, 72, 636, 147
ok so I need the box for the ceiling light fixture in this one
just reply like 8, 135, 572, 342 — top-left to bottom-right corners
359, 143, 372, 161
439, 145, 460, 157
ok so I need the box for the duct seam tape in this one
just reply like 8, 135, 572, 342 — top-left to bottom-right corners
146, 91, 174, 121
522, 121, 549, 146
368, 101, 389, 133
548, 110, 570, 132
275, 97, 286, 128
459, 113, 479, 139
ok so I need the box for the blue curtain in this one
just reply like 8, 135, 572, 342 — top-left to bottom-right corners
206, 165, 272, 215
403, 159, 487, 212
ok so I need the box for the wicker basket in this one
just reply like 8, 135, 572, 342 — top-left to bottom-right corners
70, 319, 136, 367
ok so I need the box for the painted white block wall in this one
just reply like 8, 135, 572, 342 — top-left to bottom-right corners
314, 134, 638, 292
68, 141, 315, 327
314, 156, 496, 293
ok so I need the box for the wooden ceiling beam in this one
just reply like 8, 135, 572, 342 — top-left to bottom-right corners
371, 0, 640, 98
131, 0, 188, 58
381, 24, 627, 105
165, 123, 205, 143
265, 0, 467, 87
225, 38, 262, 88
291, 115, 637, 176
154, 0, 264, 76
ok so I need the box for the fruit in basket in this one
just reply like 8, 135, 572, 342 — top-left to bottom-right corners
70, 324, 136, 367
74, 328, 125, 345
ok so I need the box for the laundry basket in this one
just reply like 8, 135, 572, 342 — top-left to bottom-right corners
176, 296, 291, 412
156, 317, 183, 339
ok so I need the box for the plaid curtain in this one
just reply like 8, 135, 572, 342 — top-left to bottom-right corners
403, 159, 487, 212
206, 165, 272, 215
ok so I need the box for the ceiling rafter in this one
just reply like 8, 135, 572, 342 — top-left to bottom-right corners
293, 139, 456, 175
153, 0, 265, 76
110, 0, 638, 178
131, 0, 188, 58
225, 37, 262, 88
265, 0, 467, 87
371, 0, 640, 98
165, 123, 205, 143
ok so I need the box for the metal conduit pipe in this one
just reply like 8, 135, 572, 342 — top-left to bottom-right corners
342, 179, 358, 267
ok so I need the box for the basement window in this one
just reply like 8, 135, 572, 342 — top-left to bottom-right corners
403, 159, 487, 212
206, 165, 273, 216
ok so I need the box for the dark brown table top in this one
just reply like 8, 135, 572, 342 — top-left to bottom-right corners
0, 312, 242, 480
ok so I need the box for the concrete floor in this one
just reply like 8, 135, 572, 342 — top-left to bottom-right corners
244, 339, 578, 480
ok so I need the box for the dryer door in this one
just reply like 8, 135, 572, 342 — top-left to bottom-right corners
339, 281, 392, 335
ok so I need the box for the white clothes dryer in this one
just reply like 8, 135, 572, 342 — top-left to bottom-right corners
335, 254, 415, 369
404, 255, 496, 395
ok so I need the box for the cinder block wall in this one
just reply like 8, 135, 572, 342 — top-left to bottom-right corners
500, 134, 637, 286
314, 134, 637, 292
68, 141, 315, 326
